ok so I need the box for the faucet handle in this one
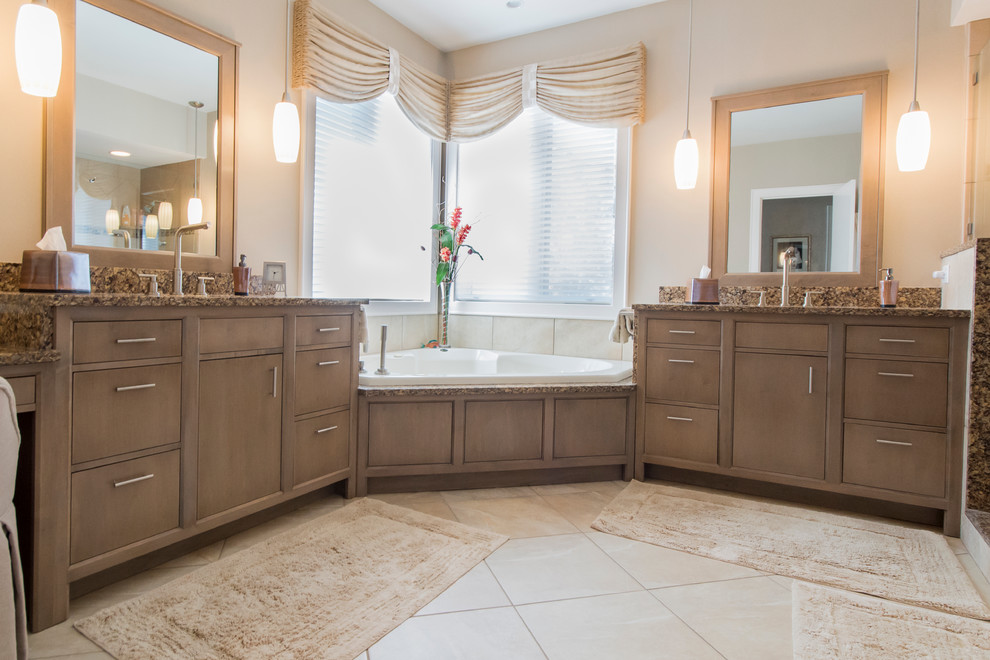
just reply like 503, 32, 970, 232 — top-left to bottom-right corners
803, 290, 824, 308
756, 291, 767, 307
196, 276, 215, 296
138, 273, 160, 297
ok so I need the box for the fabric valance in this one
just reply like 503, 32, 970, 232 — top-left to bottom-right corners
292, 0, 645, 142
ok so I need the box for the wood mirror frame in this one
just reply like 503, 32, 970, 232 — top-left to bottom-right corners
45, 0, 238, 272
709, 71, 887, 287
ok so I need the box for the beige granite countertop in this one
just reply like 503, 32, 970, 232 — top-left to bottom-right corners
0, 292, 366, 308
633, 303, 970, 318
0, 348, 60, 366
360, 379, 636, 397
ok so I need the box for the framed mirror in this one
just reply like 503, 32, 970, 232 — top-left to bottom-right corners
709, 72, 887, 287
46, 0, 237, 272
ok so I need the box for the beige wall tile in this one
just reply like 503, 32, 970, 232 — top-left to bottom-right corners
553, 319, 621, 360
492, 316, 555, 354
364, 316, 403, 354
449, 314, 493, 349
401, 314, 436, 349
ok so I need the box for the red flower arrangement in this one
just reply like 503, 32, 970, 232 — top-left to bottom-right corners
431, 206, 482, 286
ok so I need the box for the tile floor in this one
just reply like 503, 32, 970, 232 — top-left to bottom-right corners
26, 480, 990, 659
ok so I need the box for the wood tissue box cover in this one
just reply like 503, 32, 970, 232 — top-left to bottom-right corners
20, 250, 91, 293
685, 278, 718, 304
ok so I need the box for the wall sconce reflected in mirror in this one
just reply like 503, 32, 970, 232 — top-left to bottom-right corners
145, 214, 159, 240
157, 201, 173, 231
15, 0, 62, 97
105, 208, 120, 234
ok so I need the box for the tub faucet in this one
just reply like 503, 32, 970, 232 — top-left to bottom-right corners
111, 229, 130, 248
172, 222, 211, 295
780, 246, 796, 307
375, 324, 390, 375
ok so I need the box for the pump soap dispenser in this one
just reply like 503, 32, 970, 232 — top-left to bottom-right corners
879, 268, 899, 308
233, 254, 250, 296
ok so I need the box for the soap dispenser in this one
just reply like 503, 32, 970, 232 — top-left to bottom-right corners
879, 268, 899, 308
233, 254, 250, 296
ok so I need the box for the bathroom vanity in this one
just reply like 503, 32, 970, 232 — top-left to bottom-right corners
1, 293, 362, 631
635, 304, 970, 536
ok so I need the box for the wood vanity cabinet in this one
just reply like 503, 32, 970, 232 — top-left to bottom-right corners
636, 308, 969, 535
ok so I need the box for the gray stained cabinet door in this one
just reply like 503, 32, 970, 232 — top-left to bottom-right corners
732, 352, 827, 479
197, 353, 283, 519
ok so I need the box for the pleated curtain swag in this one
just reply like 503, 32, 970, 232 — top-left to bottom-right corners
292, 0, 646, 143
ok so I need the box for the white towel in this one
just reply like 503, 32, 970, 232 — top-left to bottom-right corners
609, 308, 635, 344
357, 306, 370, 348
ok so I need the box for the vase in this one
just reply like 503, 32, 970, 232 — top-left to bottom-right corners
438, 280, 452, 349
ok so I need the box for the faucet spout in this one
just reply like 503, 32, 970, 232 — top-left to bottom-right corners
780, 246, 796, 307
110, 229, 131, 248
172, 222, 211, 295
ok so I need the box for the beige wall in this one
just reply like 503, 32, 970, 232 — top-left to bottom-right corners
0, 0, 968, 297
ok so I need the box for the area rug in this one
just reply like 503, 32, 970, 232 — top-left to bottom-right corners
74, 498, 507, 659
591, 480, 990, 620
792, 581, 990, 659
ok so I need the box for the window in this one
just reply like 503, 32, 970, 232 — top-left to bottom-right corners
450, 108, 628, 319
309, 94, 436, 303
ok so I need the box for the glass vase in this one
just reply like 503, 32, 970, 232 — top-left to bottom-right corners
438, 280, 452, 350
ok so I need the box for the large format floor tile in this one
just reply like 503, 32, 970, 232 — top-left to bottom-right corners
652, 576, 793, 660
447, 495, 580, 538
485, 533, 642, 604
517, 590, 722, 660
368, 607, 545, 660
417, 562, 512, 615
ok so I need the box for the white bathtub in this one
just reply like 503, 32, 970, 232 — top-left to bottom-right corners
359, 348, 632, 386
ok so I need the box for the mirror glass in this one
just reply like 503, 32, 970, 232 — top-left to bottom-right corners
73, 0, 218, 256
726, 95, 862, 274
709, 72, 886, 287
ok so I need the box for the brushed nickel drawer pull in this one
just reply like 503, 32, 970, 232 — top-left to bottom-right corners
318, 327, 341, 333
808, 366, 813, 394
668, 330, 696, 334
115, 383, 156, 392
878, 372, 914, 378
318, 360, 341, 366
876, 438, 913, 447
316, 425, 339, 434
114, 473, 155, 488
272, 366, 278, 398
878, 338, 916, 343
668, 359, 695, 364
116, 337, 156, 344
666, 416, 693, 422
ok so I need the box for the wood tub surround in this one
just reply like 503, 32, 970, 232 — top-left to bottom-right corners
357, 383, 636, 495
3, 296, 362, 632
635, 304, 970, 536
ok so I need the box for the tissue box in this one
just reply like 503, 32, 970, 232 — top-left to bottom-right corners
685, 278, 718, 304
19, 250, 91, 293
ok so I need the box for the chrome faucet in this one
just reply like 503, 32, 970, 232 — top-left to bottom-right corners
111, 229, 130, 248
780, 246, 796, 307
375, 324, 390, 375
172, 222, 211, 295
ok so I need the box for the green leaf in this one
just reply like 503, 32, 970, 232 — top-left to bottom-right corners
463, 245, 484, 260
435, 263, 449, 285
440, 233, 454, 251
429, 224, 448, 231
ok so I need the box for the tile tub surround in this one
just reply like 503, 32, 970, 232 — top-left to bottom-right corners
657, 285, 942, 309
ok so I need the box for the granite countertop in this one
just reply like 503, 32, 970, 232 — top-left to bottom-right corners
0, 347, 60, 366
360, 379, 636, 397
633, 303, 970, 318
0, 292, 367, 309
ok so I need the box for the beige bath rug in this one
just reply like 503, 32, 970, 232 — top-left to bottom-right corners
591, 480, 990, 620
793, 581, 990, 659
75, 498, 507, 659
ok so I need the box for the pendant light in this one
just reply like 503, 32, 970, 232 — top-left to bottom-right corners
145, 214, 159, 240
187, 101, 204, 224
14, 0, 62, 97
158, 201, 173, 231
896, 0, 931, 172
273, 0, 300, 163
674, 0, 698, 190
105, 208, 120, 234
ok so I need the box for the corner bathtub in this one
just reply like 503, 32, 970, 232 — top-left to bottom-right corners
359, 348, 632, 386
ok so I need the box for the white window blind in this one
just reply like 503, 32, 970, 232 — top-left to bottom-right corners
453, 108, 620, 306
311, 94, 434, 300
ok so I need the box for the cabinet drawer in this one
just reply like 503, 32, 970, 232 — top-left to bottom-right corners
646, 319, 721, 346
293, 410, 350, 487
200, 317, 284, 354
846, 326, 949, 359
842, 423, 946, 497
296, 315, 352, 347
294, 346, 352, 415
736, 322, 827, 352
844, 358, 947, 427
645, 347, 720, 405
7, 376, 35, 406
70, 450, 180, 564
644, 403, 717, 464
72, 364, 181, 463
73, 320, 181, 364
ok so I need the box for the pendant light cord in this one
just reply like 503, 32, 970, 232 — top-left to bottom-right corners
284, 0, 292, 100
911, 0, 920, 107
683, 0, 693, 136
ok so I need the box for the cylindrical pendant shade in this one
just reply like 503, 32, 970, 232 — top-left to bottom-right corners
145, 214, 159, 240
15, 1, 62, 97
895, 109, 931, 172
157, 201, 173, 230
105, 208, 120, 233
273, 100, 300, 163
187, 197, 203, 225
674, 136, 699, 190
